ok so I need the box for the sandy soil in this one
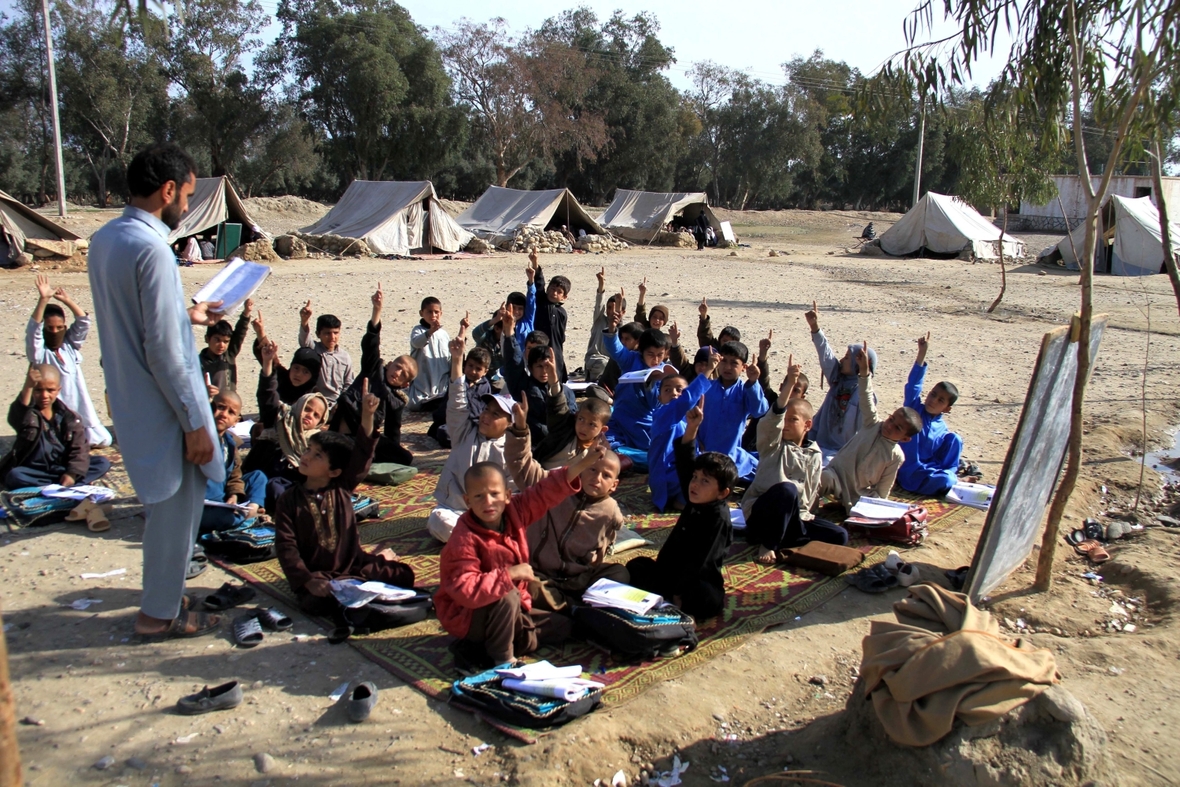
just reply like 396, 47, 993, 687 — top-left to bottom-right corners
3, 206, 1180, 786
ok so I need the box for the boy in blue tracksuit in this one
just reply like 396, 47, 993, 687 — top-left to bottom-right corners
897, 333, 963, 497
647, 352, 721, 512
697, 341, 769, 482
602, 317, 672, 453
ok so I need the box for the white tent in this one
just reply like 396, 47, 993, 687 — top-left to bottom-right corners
0, 190, 80, 265
299, 180, 473, 255
599, 189, 723, 243
1040, 195, 1179, 275
168, 176, 266, 244
456, 186, 603, 242
878, 192, 1025, 259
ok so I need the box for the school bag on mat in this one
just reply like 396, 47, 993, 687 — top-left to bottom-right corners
199, 523, 276, 564
778, 541, 865, 576
365, 463, 417, 486
449, 668, 603, 729
352, 494, 380, 521
0, 487, 79, 530
843, 506, 929, 547
572, 603, 698, 660
342, 590, 434, 633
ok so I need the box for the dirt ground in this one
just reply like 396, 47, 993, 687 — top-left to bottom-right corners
2, 204, 1180, 787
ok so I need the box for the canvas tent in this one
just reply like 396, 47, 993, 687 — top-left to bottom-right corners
298, 180, 473, 255
456, 186, 603, 242
878, 192, 1025, 259
168, 176, 265, 244
599, 189, 725, 243
0, 190, 81, 266
1040, 194, 1179, 276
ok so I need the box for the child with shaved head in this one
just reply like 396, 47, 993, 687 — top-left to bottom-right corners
1, 364, 110, 489
435, 444, 605, 669
200, 390, 268, 534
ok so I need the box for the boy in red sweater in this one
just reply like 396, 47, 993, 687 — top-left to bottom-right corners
435, 441, 606, 668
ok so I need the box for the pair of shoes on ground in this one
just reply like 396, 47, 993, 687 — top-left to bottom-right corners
233, 607, 293, 648
846, 551, 920, 593
884, 551, 921, 587
65, 500, 111, 532
1065, 524, 1110, 563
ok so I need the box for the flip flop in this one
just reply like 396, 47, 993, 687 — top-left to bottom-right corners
233, 614, 264, 648
203, 583, 256, 612
136, 610, 221, 642
1074, 539, 1111, 563
256, 607, 293, 632
185, 560, 207, 580
86, 507, 110, 532
66, 500, 104, 522
1065, 529, 1087, 546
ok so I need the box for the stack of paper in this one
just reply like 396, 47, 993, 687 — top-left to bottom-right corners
229, 419, 255, 448
40, 484, 115, 502
617, 364, 678, 386
329, 578, 416, 608
494, 661, 603, 701
192, 258, 271, 315
847, 496, 912, 523
945, 482, 996, 510
582, 578, 663, 615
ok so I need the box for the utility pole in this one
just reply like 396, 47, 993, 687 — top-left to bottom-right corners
41, 0, 67, 219
912, 96, 925, 209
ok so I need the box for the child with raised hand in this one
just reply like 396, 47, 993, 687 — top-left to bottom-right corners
583, 267, 627, 382
200, 391, 267, 534
696, 341, 769, 481
274, 378, 415, 616
504, 397, 628, 613
696, 298, 742, 351
472, 263, 538, 374
648, 349, 723, 512
897, 332, 965, 496
820, 342, 923, 512
428, 336, 518, 543
601, 296, 673, 452
531, 371, 612, 471
805, 300, 876, 462
331, 284, 419, 465
200, 298, 253, 395
532, 251, 571, 382
298, 299, 354, 404
408, 296, 451, 413
742, 357, 846, 564
518, 346, 578, 445
26, 275, 111, 446
626, 400, 736, 620
1, 364, 111, 489
435, 443, 606, 668
634, 276, 672, 331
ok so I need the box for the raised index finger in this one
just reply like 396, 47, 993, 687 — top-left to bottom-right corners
362, 377, 369, 395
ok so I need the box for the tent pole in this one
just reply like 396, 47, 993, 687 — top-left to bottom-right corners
41, 0, 67, 218
912, 97, 925, 210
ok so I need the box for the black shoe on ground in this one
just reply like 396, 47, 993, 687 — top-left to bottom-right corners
177, 680, 243, 715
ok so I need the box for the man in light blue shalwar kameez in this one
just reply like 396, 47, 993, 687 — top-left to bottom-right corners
87, 143, 226, 638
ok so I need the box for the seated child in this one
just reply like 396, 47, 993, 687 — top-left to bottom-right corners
682, 346, 717, 384
583, 267, 626, 382
27, 276, 111, 446
634, 277, 671, 331
517, 347, 577, 444
597, 321, 642, 392
697, 341, 769, 480
274, 380, 415, 615
200, 298, 253, 394
330, 285, 419, 465
648, 351, 722, 512
696, 298, 741, 350
408, 296, 451, 412
533, 256, 571, 381
504, 401, 628, 612
627, 404, 736, 620
1, 365, 110, 489
603, 315, 671, 451
742, 363, 846, 565
804, 301, 877, 462
741, 332, 808, 453
472, 268, 538, 376
897, 333, 964, 496
244, 341, 331, 507
249, 309, 321, 405
532, 383, 612, 471
298, 301, 354, 403
200, 391, 267, 534
499, 305, 549, 400
819, 344, 923, 512
435, 448, 605, 667
428, 338, 518, 543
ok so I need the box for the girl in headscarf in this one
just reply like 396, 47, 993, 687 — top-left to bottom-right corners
807, 303, 878, 463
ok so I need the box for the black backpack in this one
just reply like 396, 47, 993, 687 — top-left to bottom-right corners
342, 591, 433, 633
199, 523, 276, 564
573, 603, 698, 660
450, 668, 603, 729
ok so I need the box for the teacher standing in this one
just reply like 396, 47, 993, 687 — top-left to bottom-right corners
88, 143, 226, 638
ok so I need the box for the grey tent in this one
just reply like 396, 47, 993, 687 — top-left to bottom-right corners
168, 176, 265, 244
0, 190, 81, 266
299, 180, 473, 255
878, 192, 1024, 259
1039, 195, 1178, 276
599, 189, 723, 243
456, 186, 603, 242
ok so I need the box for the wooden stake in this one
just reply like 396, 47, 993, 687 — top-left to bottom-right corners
0, 608, 23, 787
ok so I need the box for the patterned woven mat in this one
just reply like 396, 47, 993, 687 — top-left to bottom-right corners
218, 416, 979, 725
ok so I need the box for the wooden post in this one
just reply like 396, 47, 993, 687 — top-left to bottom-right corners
0, 609, 22, 787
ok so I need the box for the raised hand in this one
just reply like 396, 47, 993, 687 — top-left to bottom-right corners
759, 328, 773, 359
856, 341, 870, 375
568, 441, 607, 478
526, 264, 536, 284
25, 364, 41, 388
188, 300, 224, 326
449, 336, 465, 361
361, 377, 380, 416
512, 395, 529, 431
685, 395, 705, 431
35, 274, 53, 300
596, 265, 605, 292
638, 276, 647, 302
205, 373, 218, 400
53, 286, 71, 303
746, 359, 761, 383
243, 298, 254, 318
300, 299, 313, 324
780, 354, 799, 401
667, 321, 680, 346
251, 308, 265, 337
500, 301, 516, 336
371, 283, 383, 310
260, 340, 278, 364
460, 310, 471, 333
804, 300, 819, 333
699, 297, 708, 318
541, 347, 559, 382
528, 249, 539, 270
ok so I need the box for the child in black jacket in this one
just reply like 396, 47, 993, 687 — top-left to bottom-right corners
626, 400, 735, 619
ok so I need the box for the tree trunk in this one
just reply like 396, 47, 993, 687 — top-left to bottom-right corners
987, 209, 1009, 313
0, 609, 22, 787
1150, 135, 1180, 317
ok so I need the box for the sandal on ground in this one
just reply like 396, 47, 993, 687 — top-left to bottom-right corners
233, 613, 265, 648
256, 607, 293, 632
185, 560, 207, 580
1074, 539, 1110, 563
66, 500, 107, 522
1065, 529, 1087, 546
85, 507, 110, 532
136, 610, 221, 641
203, 582, 256, 611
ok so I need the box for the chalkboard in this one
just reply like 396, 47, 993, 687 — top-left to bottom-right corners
966, 316, 1108, 602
